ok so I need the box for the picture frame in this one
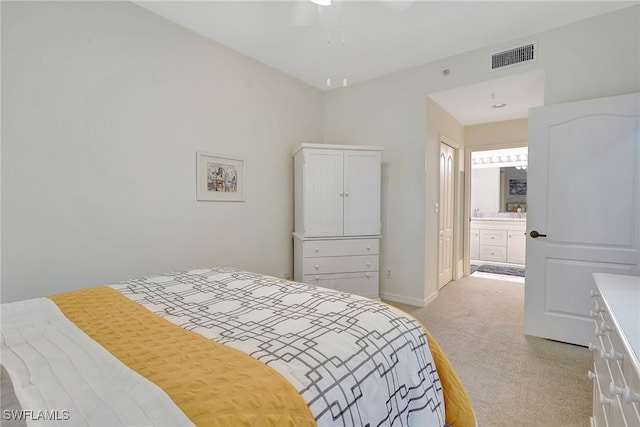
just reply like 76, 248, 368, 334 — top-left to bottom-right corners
509, 179, 527, 195
196, 152, 245, 202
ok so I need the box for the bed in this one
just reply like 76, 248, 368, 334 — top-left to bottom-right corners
1, 267, 475, 426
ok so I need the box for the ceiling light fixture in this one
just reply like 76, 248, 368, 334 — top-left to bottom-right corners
490, 93, 506, 109
311, 0, 331, 6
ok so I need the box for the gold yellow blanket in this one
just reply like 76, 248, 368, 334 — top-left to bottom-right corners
51, 283, 475, 427
50, 286, 315, 427
425, 329, 475, 427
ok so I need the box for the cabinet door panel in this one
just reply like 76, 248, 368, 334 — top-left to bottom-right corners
303, 150, 344, 237
343, 151, 381, 236
507, 230, 527, 264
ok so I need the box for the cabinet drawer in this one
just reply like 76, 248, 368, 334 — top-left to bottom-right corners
480, 229, 507, 246
302, 239, 379, 257
303, 272, 379, 298
479, 245, 507, 262
592, 363, 609, 427
303, 255, 379, 275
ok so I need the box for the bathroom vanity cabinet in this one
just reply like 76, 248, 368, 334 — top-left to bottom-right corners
470, 219, 527, 266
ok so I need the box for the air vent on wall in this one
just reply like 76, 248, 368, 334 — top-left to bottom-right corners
490, 43, 536, 71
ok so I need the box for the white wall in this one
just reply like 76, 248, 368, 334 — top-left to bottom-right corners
324, 5, 640, 304
2, 3, 638, 305
1, 1, 324, 302
465, 118, 529, 149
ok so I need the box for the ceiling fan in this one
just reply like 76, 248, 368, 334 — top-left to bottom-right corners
289, 0, 416, 27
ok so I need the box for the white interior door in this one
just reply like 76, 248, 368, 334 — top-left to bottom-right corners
524, 92, 639, 346
438, 142, 455, 288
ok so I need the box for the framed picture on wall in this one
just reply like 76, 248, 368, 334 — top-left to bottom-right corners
196, 152, 245, 202
509, 179, 527, 195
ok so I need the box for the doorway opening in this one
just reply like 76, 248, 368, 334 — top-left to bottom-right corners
468, 146, 527, 282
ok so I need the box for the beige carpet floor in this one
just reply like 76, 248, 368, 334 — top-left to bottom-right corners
386, 275, 592, 427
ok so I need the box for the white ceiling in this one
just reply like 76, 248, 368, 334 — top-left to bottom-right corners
134, 0, 637, 124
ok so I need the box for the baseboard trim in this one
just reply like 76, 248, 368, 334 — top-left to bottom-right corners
424, 290, 439, 306
380, 290, 439, 308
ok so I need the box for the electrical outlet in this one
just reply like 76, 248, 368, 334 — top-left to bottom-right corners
386, 269, 392, 279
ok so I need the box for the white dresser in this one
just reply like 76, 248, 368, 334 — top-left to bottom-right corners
293, 144, 382, 298
590, 273, 640, 427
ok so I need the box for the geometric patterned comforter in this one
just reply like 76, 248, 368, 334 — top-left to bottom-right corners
112, 267, 446, 427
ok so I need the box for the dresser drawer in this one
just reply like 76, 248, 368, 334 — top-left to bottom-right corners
592, 363, 609, 427
303, 272, 379, 298
302, 239, 379, 258
480, 229, 507, 246
479, 245, 507, 262
303, 255, 379, 275
591, 274, 640, 427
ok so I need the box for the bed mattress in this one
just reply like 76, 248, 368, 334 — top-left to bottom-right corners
1, 267, 474, 426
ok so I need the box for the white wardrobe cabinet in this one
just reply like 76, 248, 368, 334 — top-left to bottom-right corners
294, 146, 381, 238
293, 144, 383, 297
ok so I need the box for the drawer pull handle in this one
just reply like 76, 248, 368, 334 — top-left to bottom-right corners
590, 290, 600, 298
314, 264, 320, 270
587, 370, 596, 380
366, 245, 371, 251
588, 343, 599, 352
599, 321, 612, 333
314, 276, 320, 281
365, 273, 370, 278
315, 247, 319, 253
593, 301, 605, 313
599, 394, 613, 405
600, 348, 624, 361
623, 386, 640, 403
366, 262, 371, 267
609, 382, 624, 396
